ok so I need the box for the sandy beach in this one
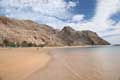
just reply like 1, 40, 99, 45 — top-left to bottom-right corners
0, 48, 51, 80
0, 47, 120, 80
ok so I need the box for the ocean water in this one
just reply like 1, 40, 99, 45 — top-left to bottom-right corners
45, 46, 120, 80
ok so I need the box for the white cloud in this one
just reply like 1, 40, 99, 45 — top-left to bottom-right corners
0, 0, 77, 20
105, 36, 120, 44
92, 0, 120, 43
67, 1, 77, 8
72, 14, 84, 22
93, 0, 119, 22
0, 0, 77, 30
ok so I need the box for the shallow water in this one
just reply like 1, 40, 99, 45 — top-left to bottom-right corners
29, 46, 120, 80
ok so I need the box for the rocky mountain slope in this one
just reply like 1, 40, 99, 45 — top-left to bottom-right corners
0, 16, 110, 47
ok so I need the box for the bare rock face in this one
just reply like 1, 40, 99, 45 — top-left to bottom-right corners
81, 31, 110, 45
0, 16, 110, 47
58, 26, 110, 46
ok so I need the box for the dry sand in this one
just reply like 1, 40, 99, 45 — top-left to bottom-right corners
0, 48, 51, 80
0, 47, 120, 80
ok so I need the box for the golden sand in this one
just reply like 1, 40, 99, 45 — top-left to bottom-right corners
0, 48, 51, 80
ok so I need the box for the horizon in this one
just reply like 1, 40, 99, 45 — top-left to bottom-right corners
0, 0, 120, 44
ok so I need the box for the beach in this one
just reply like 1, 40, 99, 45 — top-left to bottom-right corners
0, 47, 120, 80
0, 48, 51, 80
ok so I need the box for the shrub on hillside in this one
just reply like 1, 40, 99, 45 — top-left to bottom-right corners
3, 39, 16, 47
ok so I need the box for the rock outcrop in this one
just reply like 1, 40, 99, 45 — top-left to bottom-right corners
57, 26, 110, 46
0, 16, 110, 47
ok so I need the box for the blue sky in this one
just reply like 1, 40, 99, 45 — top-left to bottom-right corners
65, 0, 97, 20
0, 0, 120, 44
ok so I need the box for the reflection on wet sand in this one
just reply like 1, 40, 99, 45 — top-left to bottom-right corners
0, 47, 120, 80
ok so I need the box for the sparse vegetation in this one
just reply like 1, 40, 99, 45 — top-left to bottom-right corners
38, 44, 46, 48
21, 41, 28, 47
0, 39, 46, 48
3, 39, 16, 47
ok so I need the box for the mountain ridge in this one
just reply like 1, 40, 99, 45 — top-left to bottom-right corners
0, 16, 110, 47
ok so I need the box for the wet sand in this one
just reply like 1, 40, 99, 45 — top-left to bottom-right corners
0, 47, 120, 80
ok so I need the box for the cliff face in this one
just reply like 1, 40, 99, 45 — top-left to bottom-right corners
0, 16, 110, 47
57, 26, 110, 46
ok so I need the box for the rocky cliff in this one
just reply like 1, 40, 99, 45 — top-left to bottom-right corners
0, 16, 110, 47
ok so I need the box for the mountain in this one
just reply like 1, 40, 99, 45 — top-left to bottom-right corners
0, 16, 110, 47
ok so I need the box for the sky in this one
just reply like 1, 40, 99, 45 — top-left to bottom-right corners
0, 0, 120, 44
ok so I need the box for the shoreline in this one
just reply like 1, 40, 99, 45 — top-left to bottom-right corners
0, 45, 115, 49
